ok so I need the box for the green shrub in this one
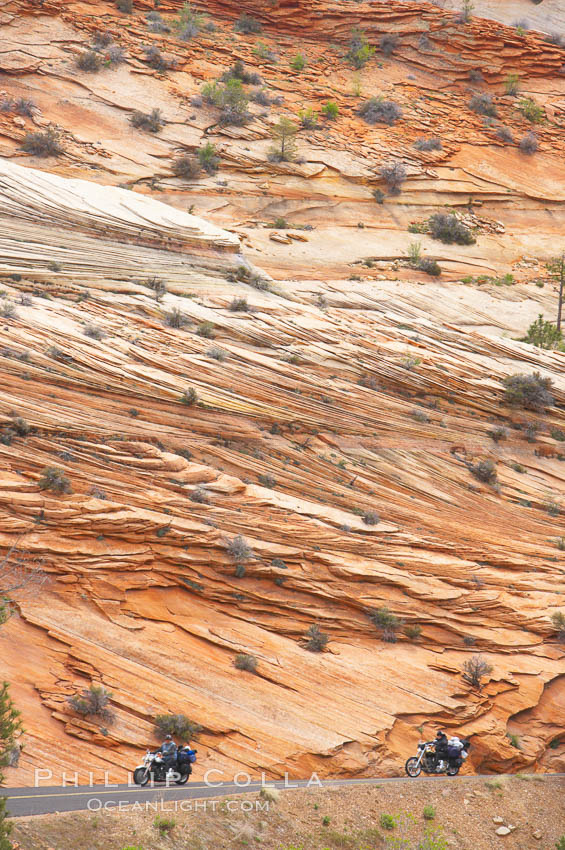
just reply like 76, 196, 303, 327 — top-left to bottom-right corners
380, 814, 395, 830
196, 321, 215, 338
518, 97, 544, 123
347, 28, 375, 69
370, 607, 403, 642
198, 141, 219, 173
503, 372, 553, 411
269, 117, 298, 162
175, 2, 205, 41
229, 297, 249, 312
469, 93, 498, 117
363, 510, 379, 525
505, 73, 520, 95
522, 314, 562, 349
423, 805, 436, 820
556, 837, 565, 850
418, 258, 442, 276
322, 815, 331, 826
181, 387, 198, 406
38, 467, 72, 494
165, 307, 189, 328
507, 733, 521, 749
469, 458, 497, 484
322, 100, 339, 119
404, 624, 422, 640
77, 50, 102, 72
154, 713, 201, 740
291, 53, 306, 71
234, 13, 262, 34
172, 154, 201, 179
68, 685, 114, 721
358, 97, 402, 125
154, 816, 176, 835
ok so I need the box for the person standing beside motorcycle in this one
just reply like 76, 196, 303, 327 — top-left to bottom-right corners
160, 734, 178, 773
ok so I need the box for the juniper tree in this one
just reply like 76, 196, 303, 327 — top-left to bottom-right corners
269, 117, 298, 162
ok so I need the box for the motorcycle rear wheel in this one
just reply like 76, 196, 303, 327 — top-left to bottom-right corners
446, 764, 460, 776
133, 767, 150, 786
175, 772, 190, 785
405, 757, 421, 777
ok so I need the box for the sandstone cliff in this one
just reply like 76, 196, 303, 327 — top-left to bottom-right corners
0, 0, 564, 784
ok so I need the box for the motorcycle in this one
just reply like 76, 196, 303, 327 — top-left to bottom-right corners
404, 739, 468, 777
133, 747, 197, 786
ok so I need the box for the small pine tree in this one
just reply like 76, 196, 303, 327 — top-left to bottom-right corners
0, 681, 23, 850
522, 314, 562, 349
269, 117, 298, 162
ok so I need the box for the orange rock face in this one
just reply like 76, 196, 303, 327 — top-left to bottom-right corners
0, 0, 564, 785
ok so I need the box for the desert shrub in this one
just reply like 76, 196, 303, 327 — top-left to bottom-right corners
468, 68, 483, 82
358, 97, 402, 125
226, 534, 253, 561
198, 142, 219, 173
304, 624, 329, 652
21, 127, 64, 157
269, 117, 298, 162
88, 486, 107, 499
544, 499, 560, 517
373, 188, 385, 204
556, 838, 565, 850
414, 137, 442, 151
412, 408, 430, 423
116, 0, 132, 11
84, 323, 107, 340
370, 607, 403, 642
221, 60, 261, 85
172, 154, 201, 179
181, 387, 198, 406
518, 97, 544, 123
154, 713, 201, 740
291, 53, 306, 71
380, 34, 399, 56
469, 92, 498, 117
142, 45, 174, 72
258, 473, 277, 488
363, 510, 380, 525
190, 486, 209, 503
321, 100, 339, 119
347, 27, 375, 69
175, 2, 204, 41
522, 314, 562, 349
234, 653, 258, 672
429, 213, 476, 245
504, 73, 520, 96
299, 107, 318, 129
551, 428, 565, 441
196, 321, 215, 338
211, 79, 250, 125
1, 96, 37, 116
107, 46, 126, 66
251, 87, 272, 106
0, 301, 18, 319
469, 458, 497, 484
404, 624, 422, 640
207, 347, 227, 361
380, 161, 407, 195
551, 611, 565, 642
462, 654, 493, 689
254, 42, 278, 62
488, 425, 508, 442
68, 685, 113, 720
380, 814, 395, 830
229, 297, 249, 312
76, 50, 102, 72
92, 29, 114, 47
423, 805, 436, 820
10, 417, 30, 436
418, 258, 442, 276
503, 372, 553, 411
130, 108, 164, 133
496, 125, 514, 143
154, 816, 176, 835
519, 131, 538, 154
146, 11, 170, 33
234, 13, 262, 34
38, 467, 71, 494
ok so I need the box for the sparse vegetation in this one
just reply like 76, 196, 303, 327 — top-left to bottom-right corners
321, 100, 339, 120
362, 510, 379, 525
404, 624, 422, 640
181, 387, 198, 406
290, 53, 306, 71
234, 653, 258, 672
154, 713, 201, 741
504, 73, 520, 95
347, 28, 375, 69
518, 97, 544, 123
380, 161, 407, 195
21, 127, 64, 157
116, 0, 132, 12
462, 654, 493, 689
38, 467, 72, 494
172, 154, 201, 179
551, 611, 565, 642
503, 372, 554, 411
207, 347, 227, 361
130, 108, 164, 133
76, 50, 102, 72
226, 534, 253, 562
202, 79, 250, 125
522, 314, 562, 349
165, 307, 189, 328
299, 107, 318, 129
423, 805, 436, 820
154, 816, 176, 836
469, 458, 497, 484
380, 814, 396, 830
370, 607, 403, 642
418, 258, 442, 277
84, 323, 106, 340
488, 425, 508, 442
469, 92, 498, 117
234, 13, 262, 34
229, 297, 249, 312
380, 34, 399, 56
142, 45, 175, 72
198, 142, 220, 174
304, 624, 329, 652
258, 473, 277, 488
519, 131, 538, 154
358, 97, 402, 125
196, 321, 215, 338
174, 2, 205, 41
428, 213, 476, 245
496, 125, 514, 143
68, 685, 113, 721
414, 137, 442, 151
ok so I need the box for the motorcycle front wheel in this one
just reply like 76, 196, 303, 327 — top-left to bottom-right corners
446, 764, 460, 776
405, 757, 421, 777
133, 767, 150, 786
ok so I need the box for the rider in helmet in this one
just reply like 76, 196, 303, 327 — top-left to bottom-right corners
434, 730, 449, 770
160, 734, 178, 773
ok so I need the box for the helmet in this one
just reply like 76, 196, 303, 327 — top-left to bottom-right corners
165, 734, 172, 740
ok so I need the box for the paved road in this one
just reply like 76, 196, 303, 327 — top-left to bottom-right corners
1, 776, 457, 817
4, 774, 563, 817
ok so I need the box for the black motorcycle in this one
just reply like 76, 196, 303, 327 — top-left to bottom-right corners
133, 747, 197, 786
405, 739, 469, 777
